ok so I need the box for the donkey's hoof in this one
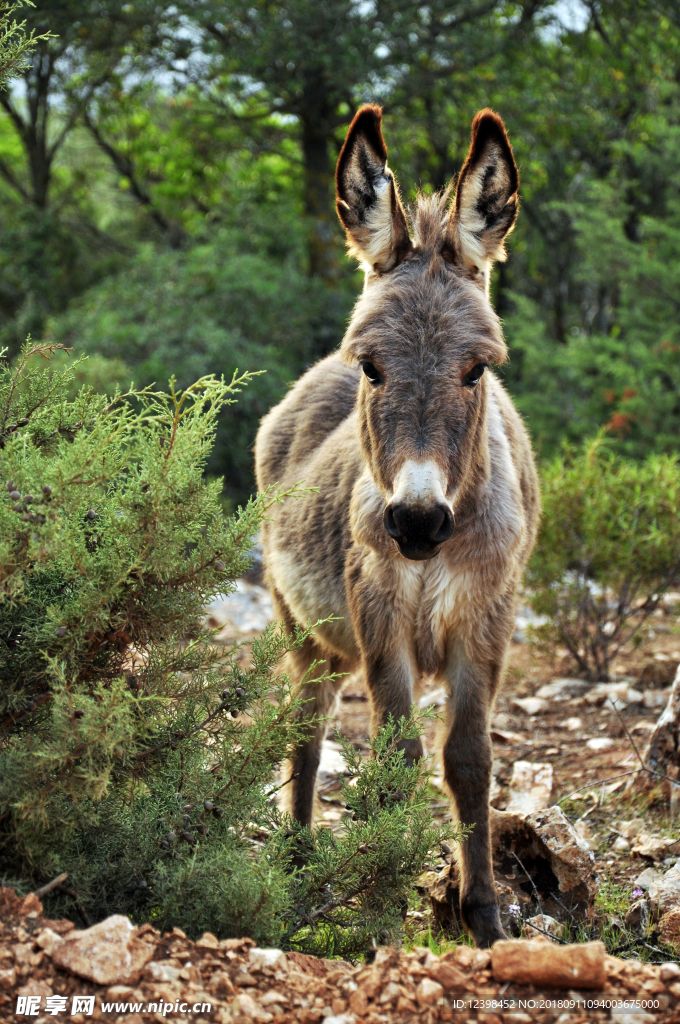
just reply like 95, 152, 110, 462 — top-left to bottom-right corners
463, 902, 506, 948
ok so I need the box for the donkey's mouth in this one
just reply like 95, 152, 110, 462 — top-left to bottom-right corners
383, 502, 454, 560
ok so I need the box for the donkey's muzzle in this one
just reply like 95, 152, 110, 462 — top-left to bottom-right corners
383, 501, 454, 560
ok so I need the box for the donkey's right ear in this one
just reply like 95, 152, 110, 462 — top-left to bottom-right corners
336, 105, 412, 273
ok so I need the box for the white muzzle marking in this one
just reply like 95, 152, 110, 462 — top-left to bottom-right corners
388, 459, 452, 511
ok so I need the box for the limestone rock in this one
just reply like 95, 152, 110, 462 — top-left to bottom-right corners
658, 907, 680, 948
248, 947, 287, 973
660, 962, 680, 981
586, 737, 615, 751
512, 697, 549, 716
491, 939, 606, 989
524, 806, 598, 896
415, 977, 443, 1005
524, 914, 563, 943
35, 928, 64, 957
0, 967, 16, 990
634, 866, 660, 890
535, 679, 589, 700
505, 761, 553, 815
648, 861, 680, 916
233, 992, 273, 1022
51, 914, 156, 985
144, 960, 182, 984
428, 959, 467, 991
492, 805, 598, 912
631, 832, 680, 861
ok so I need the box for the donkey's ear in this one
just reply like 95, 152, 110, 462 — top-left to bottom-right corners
447, 109, 519, 273
336, 105, 411, 273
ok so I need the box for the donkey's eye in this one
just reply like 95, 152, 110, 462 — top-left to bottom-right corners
360, 361, 383, 386
462, 362, 487, 388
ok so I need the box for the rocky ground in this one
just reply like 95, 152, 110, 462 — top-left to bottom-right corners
2, 885, 679, 1023
6, 578, 680, 1022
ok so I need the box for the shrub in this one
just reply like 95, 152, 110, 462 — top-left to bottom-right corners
527, 435, 680, 681
0, 342, 454, 956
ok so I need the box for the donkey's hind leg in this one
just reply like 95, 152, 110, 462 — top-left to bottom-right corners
271, 589, 345, 825
285, 646, 344, 826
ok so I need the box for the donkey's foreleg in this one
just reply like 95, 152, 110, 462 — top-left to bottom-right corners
443, 640, 505, 948
362, 650, 421, 764
283, 647, 345, 827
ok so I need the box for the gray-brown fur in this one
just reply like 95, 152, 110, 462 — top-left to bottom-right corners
255, 105, 540, 947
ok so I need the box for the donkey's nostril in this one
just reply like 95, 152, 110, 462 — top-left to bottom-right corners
433, 505, 455, 543
384, 504, 400, 539
383, 502, 454, 548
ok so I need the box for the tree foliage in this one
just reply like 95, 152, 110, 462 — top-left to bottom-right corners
0, 344, 454, 955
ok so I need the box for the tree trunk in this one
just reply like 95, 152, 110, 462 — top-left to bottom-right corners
300, 68, 339, 281
301, 118, 339, 279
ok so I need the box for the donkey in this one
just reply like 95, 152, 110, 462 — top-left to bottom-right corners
254, 105, 540, 947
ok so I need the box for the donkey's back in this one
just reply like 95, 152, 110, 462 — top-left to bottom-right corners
256, 355, 359, 493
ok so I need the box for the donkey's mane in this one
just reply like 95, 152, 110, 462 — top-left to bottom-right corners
409, 188, 453, 250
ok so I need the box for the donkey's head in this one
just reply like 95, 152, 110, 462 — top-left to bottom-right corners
336, 105, 519, 561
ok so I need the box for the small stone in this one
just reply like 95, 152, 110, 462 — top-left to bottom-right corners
35, 928, 64, 956
209, 971, 236, 996
635, 866, 660, 891
16, 980, 52, 1002
633, 833, 680, 862
105, 985, 135, 999
585, 737, 615, 751
349, 988, 368, 1015
660, 962, 680, 981
416, 977, 444, 1005
613, 835, 630, 852
379, 981, 401, 1004
248, 947, 287, 972
233, 993, 273, 1022
260, 989, 286, 1006
525, 914, 563, 943
512, 697, 549, 716
0, 967, 16, 990
144, 960, 181, 983
196, 931, 219, 949
429, 960, 467, 990
658, 908, 680, 949
492, 939, 605, 989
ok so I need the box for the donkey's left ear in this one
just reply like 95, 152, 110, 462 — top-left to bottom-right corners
336, 105, 412, 273
446, 109, 519, 274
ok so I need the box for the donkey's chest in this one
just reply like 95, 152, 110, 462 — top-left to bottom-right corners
391, 561, 472, 676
